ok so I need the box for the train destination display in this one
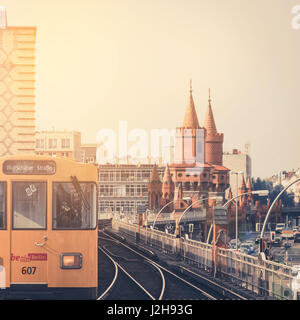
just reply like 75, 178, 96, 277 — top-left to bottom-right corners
3, 160, 56, 175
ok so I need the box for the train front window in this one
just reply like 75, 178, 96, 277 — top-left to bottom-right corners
53, 182, 96, 229
0, 183, 6, 229
12, 182, 46, 229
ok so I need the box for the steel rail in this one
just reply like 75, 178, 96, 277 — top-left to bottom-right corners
99, 234, 165, 300
97, 246, 119, 300
102, 231, 217, 300
179, 266, 247, 300
145, 260, 166, 300
100, 244, 156, 300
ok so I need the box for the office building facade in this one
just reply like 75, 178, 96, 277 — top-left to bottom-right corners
0, 8, 36, 155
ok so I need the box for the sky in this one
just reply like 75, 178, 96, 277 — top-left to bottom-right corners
1, 0, 300, 178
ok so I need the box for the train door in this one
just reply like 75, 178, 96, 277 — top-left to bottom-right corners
10, 181, 48, 285
0, 182, 8, 290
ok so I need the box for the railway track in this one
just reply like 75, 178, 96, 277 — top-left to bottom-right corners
97, 231, 246, 300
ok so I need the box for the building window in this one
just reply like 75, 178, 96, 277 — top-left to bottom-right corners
49, 139, 57, 149
142, 170, 150, 181
99, 172, 109, 181
137, 185, 142, 197
115, 171, 121, 181
109, 171, 114, 181
142, 185, 148, 196
121, 171, 129, 181
36, 139, 44, 148
137, 171, 142, 181
61, 138, 70, 148
129, 185, 134, 196
48, 152, 56, 156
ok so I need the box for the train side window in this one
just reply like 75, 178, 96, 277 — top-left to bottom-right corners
12, 182, 47, 229
53, 182, 96, 230
0, 182, 6, 229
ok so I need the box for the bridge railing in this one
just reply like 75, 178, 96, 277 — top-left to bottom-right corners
141, 228, 177, 254
111, 219, 296, 299
112, 218, 137, 238
217, 248, 295, 299
112, 219, 178, 254
180, 238, 213, 271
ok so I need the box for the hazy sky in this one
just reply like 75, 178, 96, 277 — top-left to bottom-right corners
2, 0, 300, 178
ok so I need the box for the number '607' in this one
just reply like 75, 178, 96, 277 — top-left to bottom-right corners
21, 266, 36, 275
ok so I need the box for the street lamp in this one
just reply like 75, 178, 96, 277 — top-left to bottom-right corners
152, 199, 178, 230
206, 189, 269, 246
259, 177, 300, 250
230, 171, 244, 249
176, 196, 223, 237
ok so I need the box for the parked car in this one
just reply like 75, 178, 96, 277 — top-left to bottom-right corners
272, 236, 282, 247
255, 237, 261, 244
240, 243, 255, 255
244, 241, 255, 251
229, 239, 241, 249
292, 265, 300, 274
275, 223, 286, 234
294, 233, 300, 243
284, 242, 292, 249
244, 240, 256, 246
282, 233, 294, 242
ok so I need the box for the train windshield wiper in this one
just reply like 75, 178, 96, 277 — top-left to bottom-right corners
70, 175, 91, 211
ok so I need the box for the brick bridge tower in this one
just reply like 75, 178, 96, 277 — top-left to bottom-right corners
148, 164, 162, 211
204, 89, 224, 166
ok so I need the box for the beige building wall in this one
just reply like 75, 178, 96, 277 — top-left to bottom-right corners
35, 131, 82, 162
80, 144, 97, 164
0, 25, 36, 155
223, 150, 252, 197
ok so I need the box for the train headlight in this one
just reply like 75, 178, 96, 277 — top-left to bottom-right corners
60, 253, 82, 269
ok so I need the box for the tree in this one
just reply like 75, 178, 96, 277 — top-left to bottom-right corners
251, 178, 295, 207
269, 185, 295, 207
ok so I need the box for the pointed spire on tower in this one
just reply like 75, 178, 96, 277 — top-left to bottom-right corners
246, 177, 253, 204
150, 164, 161, 182
182, 79, 200, 129
246, 177, 252, 191
204, 88, 217, 135
163, 164, 172, 184
239, 176, 247, 193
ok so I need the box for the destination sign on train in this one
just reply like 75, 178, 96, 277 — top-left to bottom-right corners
3, 160, 56, 175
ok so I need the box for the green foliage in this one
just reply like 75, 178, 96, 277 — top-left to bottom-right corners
251, 178, 295, 207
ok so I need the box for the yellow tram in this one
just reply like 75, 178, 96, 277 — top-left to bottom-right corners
0, 155, 98, 299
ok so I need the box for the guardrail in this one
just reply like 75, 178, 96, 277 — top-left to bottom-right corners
217, 248, 295, 299
112, 219, 178, 254
111, 219, 297, 300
